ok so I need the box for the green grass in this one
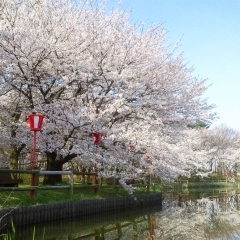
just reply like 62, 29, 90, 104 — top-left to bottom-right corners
0, 173, 160, 208
3, 174, 237, 209
0, 183, 156, 208
188, 180, 239, 188
0, 188, 118, 208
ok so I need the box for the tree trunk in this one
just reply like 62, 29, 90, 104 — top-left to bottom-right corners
9, 147, 18, 179
43, 152, 64, 185
43, 152, 77, 185
79, 165, 86, 183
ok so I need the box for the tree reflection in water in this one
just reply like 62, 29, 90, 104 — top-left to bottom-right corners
158, 190, 240, 240
14, 190, 240, 240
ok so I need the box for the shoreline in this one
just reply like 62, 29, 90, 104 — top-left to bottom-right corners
0, 192, 162, 232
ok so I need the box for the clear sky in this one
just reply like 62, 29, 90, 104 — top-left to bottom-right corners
105, 0, 240, 131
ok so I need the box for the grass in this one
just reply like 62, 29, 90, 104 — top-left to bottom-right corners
0, 182, 158, 208
2, 172, 238, 209
0, 173, 160, 208
188, 180, 239, 188
0, 188, 120, 208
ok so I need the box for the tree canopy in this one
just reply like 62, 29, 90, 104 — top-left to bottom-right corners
0, 0, 219, 187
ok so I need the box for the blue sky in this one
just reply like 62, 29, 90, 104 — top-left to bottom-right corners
105, 0, 240, 131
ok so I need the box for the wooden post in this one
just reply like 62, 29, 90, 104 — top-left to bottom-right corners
116, 180, 119, 194
116, 223, 122, 239
94, 172, 97, 195
100, 227, 104, 239
87, 168, 91, 184
39, 170, 73, 195
146, 175, 150, 193
68, 172, 73, 195
115, 169, 119, 193
95, 227, 101, 240
67, 234, 73, 240
98, 176, 101, 194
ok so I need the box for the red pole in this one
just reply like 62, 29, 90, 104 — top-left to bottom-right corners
92, 133, 101, 195
94, 145, 98, 195
151, 215, 156, 235
30, 131, 37, 198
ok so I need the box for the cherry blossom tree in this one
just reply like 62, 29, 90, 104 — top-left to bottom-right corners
0, 0, 215, 185
0, 92, 29, 173
195, 125, 240, 180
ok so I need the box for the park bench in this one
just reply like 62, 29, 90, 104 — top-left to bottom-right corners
0, 171, 23, 187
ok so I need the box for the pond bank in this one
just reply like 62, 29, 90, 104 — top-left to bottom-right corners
0, 192, 162, 232
188, 182, 240, 189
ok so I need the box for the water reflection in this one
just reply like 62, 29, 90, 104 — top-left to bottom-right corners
160, 189, 240, 240
13, 189, 240, 239
15, 205, 162, 240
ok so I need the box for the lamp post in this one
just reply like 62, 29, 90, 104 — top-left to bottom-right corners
28, 112, 44, 198
92, 132, 101, 194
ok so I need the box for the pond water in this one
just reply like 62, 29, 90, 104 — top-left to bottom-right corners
13, 188, 240, 239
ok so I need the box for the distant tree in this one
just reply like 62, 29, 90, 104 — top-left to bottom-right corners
187, 120, 211, 129
194, 125, 240, 177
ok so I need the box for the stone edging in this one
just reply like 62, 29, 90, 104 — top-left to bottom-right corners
0, 193, 162, 232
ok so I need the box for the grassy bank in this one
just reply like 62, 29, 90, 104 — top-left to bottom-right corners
0, 172, 164, 208
0, 188, 121, 208
1, 177, 238, 209
188, 181, 239, 188
0, 183, 161, 208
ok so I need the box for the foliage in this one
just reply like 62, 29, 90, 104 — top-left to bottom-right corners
0, 219, 15, 240
0, 0, 216, 185
187, 120, 210, 129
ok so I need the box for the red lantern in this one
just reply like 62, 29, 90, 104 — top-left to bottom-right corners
92, 132, 101, 146
28, 113, 44, 131
28, 112, 44, 198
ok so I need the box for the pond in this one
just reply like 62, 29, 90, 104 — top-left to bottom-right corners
11, 188, 240, 239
